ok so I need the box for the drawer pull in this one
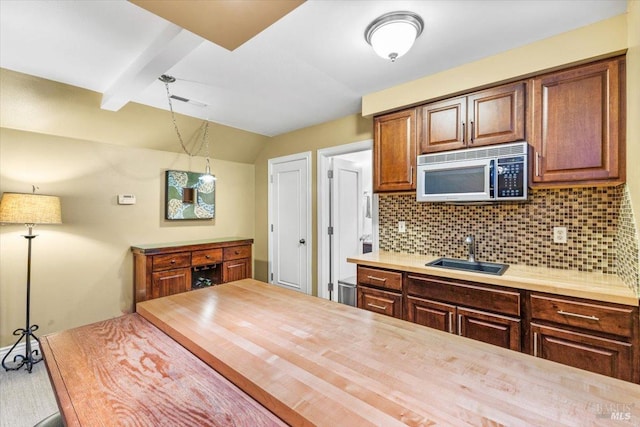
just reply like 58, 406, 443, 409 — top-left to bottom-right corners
557, 310, 599, 321
367, 275, 387, 283
228, 263, 244, 269
205, 255, 211, 259
367, 303, 387, 311
533, 332, 538, 357
170, 259, 176, 264
457, 314, 462, 336
235, 250, 240, 255
448, 312, 454, 334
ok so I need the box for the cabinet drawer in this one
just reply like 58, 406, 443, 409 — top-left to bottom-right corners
223, 245, 251, 261
152, 253, 191, 271
407, 275, 520, 317
358, 286, 402, 318
357, 266, 402, 291
192, 249, 223, 266
530, 294, 635, 338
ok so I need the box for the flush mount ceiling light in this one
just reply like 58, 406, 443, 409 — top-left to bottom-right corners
365, 11, 424, 62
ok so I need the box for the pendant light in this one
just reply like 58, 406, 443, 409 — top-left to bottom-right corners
365, 11, 424, 62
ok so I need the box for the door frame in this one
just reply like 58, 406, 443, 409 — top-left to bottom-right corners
317, 140, 376, 301
268, 151, 312, 294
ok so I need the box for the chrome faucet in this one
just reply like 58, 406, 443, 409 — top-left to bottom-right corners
464, 235, 476, 262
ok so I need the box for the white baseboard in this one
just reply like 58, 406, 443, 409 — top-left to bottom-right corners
0, 339, 41, 363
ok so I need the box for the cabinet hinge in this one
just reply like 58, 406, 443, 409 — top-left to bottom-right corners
328, 282, 334, 292
270, 174, 273, 183
328, 226, 333, 235
270, 224, 274, 232
270, 273, 274, 281
327, 170, 333, 179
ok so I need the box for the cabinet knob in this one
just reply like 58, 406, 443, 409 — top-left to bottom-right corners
170, 259, 176, 264
205, 255, 211, 259
299, 239, 306, 244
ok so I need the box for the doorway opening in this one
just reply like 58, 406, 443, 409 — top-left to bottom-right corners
317, 140, 377, 301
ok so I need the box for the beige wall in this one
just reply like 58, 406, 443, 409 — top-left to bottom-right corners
627, 0, 640, 241
0, 69, 270, 164
253, 114, 372, 294
0, 128, 255, 347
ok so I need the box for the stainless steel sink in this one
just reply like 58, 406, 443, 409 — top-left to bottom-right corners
426, 258, 509, 276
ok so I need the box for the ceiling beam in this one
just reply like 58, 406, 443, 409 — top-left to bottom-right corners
100, 23, 203, 111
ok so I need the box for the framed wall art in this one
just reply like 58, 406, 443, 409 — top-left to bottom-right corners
165, 170, 215, 220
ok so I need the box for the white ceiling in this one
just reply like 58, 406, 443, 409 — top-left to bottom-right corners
0, 0, 627, 137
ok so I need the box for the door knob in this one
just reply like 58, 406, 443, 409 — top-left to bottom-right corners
299, 239, 306, 244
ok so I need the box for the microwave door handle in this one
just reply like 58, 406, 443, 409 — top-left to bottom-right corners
489, 160, 495, 199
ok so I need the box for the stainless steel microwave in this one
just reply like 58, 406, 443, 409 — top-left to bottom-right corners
416, 142, 528, 203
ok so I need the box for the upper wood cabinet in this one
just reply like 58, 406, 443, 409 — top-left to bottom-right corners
529, 57, 625, 186
419, 82, 525, 154
373, 109, 417, 192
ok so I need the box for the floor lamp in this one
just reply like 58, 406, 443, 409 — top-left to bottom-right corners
0, 190, 62, 373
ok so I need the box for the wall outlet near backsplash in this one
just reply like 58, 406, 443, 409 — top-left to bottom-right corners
377, 185, 639, 294
553, 227, 568, 244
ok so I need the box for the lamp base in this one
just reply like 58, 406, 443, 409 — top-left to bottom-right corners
1, 324, 42, 373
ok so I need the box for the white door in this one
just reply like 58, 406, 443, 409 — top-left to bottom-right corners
268, 152, 311, 294
331, 158, 362, 289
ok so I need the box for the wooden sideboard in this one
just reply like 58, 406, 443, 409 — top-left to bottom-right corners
131, 238, 253, 304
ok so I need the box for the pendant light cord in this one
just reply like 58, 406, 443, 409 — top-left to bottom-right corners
163, 80, 208, 157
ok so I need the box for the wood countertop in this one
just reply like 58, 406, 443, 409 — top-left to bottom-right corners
41, 313, 285, 426
347, 251, 638, 306
137, 279, 640, 426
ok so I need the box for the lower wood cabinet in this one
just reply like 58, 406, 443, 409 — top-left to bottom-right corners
151, 268, 191, 300
132, 238, 253, 304
223, 259, 251, 283
406, 276, 521, 351
531, 323, 633, 381
458, 307, 521, 351
528, 292, 638, 383
353, 263, 639, 383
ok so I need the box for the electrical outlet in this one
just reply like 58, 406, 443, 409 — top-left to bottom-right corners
553, 226, 567, 244
398, 221, 406, 233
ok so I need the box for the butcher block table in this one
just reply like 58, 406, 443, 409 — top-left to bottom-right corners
43, 279, 640, 426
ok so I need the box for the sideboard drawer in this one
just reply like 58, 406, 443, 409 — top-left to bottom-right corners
192, 249, 223, 266
152, 253, 191, 271
223, 245, 251, 261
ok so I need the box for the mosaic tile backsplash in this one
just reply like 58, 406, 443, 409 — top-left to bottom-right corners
378, 185, 639, 294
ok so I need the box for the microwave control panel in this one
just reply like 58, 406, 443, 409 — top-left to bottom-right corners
496, 156, 526, 199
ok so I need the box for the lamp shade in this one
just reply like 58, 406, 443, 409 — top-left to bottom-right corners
0, 193, 62, 224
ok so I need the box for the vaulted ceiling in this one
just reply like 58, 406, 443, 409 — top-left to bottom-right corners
0, 0, 628, 137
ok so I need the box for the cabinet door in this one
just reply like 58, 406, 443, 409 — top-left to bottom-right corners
373, 109, 417, 192
457, 307, 521, 351
151, 268, 191, 300
531, 323, 633, 382
406, 295, 456, 333
467, 82, 525, 147
530, 57, 623, 184
357, 286, 402, 319
223, 259, 251, 283
418, 96, 466, 153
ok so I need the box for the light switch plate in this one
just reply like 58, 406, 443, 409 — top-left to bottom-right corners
117, 194, 136, 205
